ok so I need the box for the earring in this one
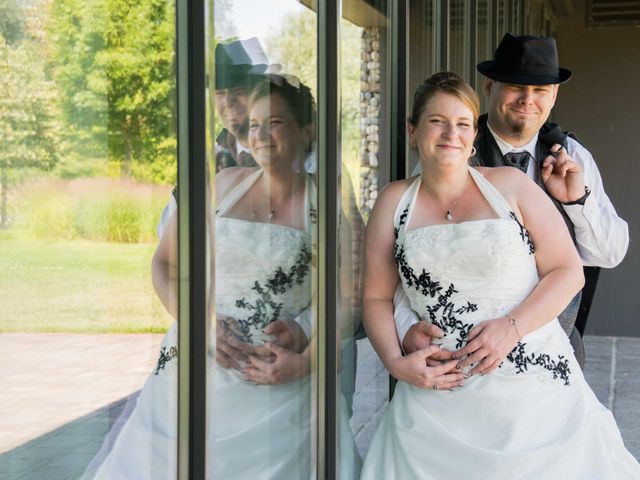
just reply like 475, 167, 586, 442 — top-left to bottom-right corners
470, 146, 477, 157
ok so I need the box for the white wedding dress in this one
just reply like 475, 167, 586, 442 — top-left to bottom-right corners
86, 170, 359, 479
360, 167, 640, 479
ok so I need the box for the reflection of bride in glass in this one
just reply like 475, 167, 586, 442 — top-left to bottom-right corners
84, 74, 357, 479
207, 74, 318, 479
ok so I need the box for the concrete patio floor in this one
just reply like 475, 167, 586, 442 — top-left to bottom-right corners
0, 334, 638, 479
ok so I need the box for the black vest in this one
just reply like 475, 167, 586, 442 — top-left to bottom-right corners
472, 114, 577, 244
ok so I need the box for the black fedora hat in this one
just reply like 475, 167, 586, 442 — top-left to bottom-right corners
477, 33, 572, 85
215, 37, 280, 89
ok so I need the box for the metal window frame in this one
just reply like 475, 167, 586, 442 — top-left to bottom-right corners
438, 0, 451, 71
391, 0, 407, 181
490, 0, 499, 50
518, 0, 526, 33
176, 0, 208, 477
468, 0, 478, 89
317, 1, 339, 478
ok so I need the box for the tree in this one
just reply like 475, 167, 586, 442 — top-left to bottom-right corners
48, 0, 176, 182
47, 0, 109, 172
0, 0, 59, 227
102, 0, 175, 178
265, 11, 317, 96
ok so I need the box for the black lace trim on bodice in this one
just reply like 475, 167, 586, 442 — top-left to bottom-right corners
509, 211, 535, 254
234, 242, 312, 343
154, 345, 178, 375
394, 205, 477, 349
153, 241, 312, 374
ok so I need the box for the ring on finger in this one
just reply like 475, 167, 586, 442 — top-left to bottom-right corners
432, 384, 439, 390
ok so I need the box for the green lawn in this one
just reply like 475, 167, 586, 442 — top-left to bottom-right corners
0, 236, 173, 333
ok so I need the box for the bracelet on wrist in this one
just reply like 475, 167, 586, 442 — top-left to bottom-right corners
506, 314, 522, 340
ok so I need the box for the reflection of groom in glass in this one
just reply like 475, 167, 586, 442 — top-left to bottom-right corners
156, 38, 275, 233
214, 37, 276, 171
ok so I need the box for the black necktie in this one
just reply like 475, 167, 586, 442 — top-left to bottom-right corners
503, 151, 532, 173
236, 150, 256, 167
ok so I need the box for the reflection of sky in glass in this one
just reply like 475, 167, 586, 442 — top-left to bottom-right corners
232, 0, 307, 41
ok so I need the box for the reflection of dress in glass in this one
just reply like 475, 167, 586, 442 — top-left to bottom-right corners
361, 167, 640, 479
87, 170, 316, 479
211, 169, 315, 479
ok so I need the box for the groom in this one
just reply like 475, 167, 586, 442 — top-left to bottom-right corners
396, 33, 629, 367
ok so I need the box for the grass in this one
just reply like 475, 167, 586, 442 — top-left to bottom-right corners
10, 177, 171, 243
0, 237, 173, 333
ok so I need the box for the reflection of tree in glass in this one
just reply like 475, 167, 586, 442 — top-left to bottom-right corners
265, 11, 317, 95
49, 0, 176, 183
0, 0, 59, 228
213, 0, 238, 40
264, 13, 363, 206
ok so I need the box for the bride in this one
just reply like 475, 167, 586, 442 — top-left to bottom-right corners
360, 72, 640, 479
85, 75, 333, 479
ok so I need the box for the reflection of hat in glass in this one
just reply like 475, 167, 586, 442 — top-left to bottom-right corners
215, 38, 279, 89
477, 33, 572, 85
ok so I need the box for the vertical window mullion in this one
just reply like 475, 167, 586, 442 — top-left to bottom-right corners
176, 0, 207, 477
490, 0, 499, 49
440, 0, 450, 71
468, 0, 478, 89
317, 0, 339, 478
391, 0, 407, 181
516, 0, 525, 35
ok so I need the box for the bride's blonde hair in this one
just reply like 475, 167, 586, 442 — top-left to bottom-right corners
408, 72, 480, 129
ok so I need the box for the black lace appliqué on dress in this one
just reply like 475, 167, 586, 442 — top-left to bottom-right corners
503, 341, 572, 385
509, 211, 535, 254
154, 345, 178, 375
234, 242, 312, 343
394, 206, 477, 349
153, 243, 311, 374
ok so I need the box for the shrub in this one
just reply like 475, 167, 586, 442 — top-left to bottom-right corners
11, 177, 171, 243
106, 199, 142, 243
25, 194, 77, 240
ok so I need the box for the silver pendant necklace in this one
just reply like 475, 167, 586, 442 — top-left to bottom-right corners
424, 176, 469, 222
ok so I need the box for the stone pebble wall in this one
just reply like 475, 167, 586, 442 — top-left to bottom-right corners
359, 27, 381, 219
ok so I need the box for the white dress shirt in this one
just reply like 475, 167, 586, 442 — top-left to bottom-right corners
397, 126, 629, 345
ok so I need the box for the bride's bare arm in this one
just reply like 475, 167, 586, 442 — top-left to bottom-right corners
151, 168, 257, 369
364, 182, 463, 389
152, 211, 178, 319
455, 168, 584, 374
511, 169, 584, 333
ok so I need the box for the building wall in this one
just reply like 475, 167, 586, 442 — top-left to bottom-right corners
552, 3, 640, 336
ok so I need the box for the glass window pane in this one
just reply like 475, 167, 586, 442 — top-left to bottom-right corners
208, 1, 318, 477
0, 0, 178, 477
339, 2, 392, 476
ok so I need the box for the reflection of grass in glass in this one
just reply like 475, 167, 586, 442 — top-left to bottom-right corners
11, 178, 170, 243
0, 238, 173, 333
106, 200, 142, 243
